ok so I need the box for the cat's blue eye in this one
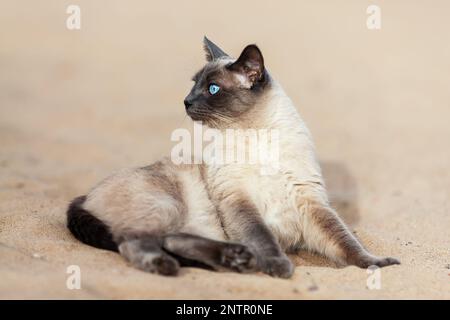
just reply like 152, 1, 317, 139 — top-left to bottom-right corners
208, 84, 220, 95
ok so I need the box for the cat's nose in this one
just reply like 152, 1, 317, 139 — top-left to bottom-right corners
184, 99, 193, 110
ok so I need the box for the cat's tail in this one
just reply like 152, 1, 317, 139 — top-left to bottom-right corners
66, 195, 118, 252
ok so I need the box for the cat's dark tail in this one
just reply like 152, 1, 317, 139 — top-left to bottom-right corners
67, 195, 118, 252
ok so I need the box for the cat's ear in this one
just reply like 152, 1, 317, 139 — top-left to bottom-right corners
203, 36, 228, 61
228, 44, 265, 87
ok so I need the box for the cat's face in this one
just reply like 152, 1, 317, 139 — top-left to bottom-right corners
184, 37, 269, 127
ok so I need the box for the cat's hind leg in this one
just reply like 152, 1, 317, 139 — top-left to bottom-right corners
299, 200, 400, 268
117, 235, 180, 276
161, 233, 258, 273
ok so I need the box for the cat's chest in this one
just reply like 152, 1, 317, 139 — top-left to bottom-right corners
207, 130, 323, 248
247, 172, 304, 249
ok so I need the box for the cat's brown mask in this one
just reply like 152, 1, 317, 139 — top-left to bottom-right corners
184, 37, 270, 127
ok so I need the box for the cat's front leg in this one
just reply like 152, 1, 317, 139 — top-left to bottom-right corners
297, 198, 400, 268
219, 196, 294, 278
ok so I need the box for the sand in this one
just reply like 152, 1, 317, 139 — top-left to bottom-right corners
0, 1, 449, 299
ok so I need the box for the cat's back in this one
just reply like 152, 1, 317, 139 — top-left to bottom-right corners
80, 158, 224, 239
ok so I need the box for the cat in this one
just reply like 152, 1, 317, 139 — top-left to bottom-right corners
67, 37, 400, 277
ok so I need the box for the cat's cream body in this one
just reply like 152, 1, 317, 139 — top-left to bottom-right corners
69, 38, 399, 277
83, 79, 340, 260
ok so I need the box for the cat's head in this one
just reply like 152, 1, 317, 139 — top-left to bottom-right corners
184, 37, 270, 127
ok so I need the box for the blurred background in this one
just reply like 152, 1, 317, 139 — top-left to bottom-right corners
0, 1, 449, 299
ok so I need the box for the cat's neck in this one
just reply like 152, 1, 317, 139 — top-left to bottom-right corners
233, 77, 309, 133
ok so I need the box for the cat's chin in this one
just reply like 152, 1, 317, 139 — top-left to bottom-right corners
187, 114, 204, 122
188, 116, 220, 129
186, 112, 210, 124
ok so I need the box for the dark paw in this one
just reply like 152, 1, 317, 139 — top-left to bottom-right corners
151, 254, 180, 276
371, 256, 400, 268
119, 241, 180, 276
220, 244, 258, 273
132, 252, 180, 276
260, 255, 294, 279
354, 255, 400, 269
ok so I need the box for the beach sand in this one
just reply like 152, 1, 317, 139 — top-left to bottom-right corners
0, 1, 449, 299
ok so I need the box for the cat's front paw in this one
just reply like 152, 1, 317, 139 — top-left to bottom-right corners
353, 254, 401, 269
220, 243, 258, 273
260, 255, 294, 279
370, 256, 400, 268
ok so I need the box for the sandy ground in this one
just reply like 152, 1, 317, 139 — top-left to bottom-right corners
0, 1, 449, 299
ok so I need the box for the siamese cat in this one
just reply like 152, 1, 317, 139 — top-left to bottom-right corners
67, 37, 399, 277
